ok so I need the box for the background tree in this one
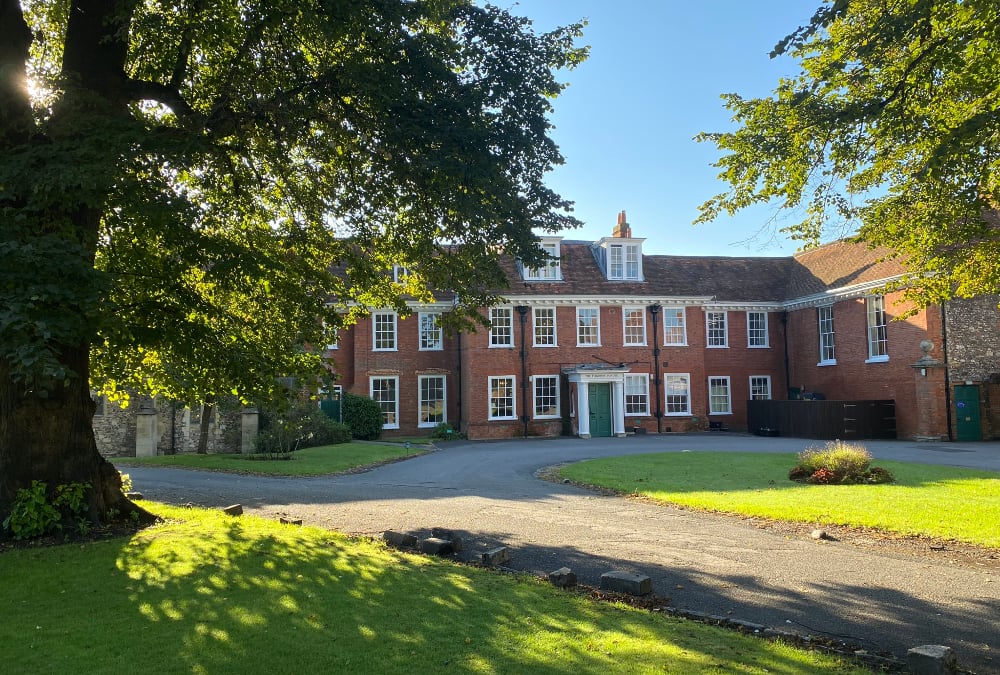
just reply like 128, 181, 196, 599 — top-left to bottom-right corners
696, 0, 1000, 304
0, 0, 585, 525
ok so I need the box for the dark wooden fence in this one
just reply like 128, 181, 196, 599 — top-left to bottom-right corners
747, 400, 896, 440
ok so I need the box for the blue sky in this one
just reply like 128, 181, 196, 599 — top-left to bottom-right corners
506, 1, 823, 257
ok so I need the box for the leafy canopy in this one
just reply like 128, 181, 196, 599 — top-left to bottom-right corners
696, 0, 1000, 304
1, 0, 586, 406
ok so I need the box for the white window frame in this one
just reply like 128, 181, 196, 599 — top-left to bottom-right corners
706, 311, 728, 348
749, 375, 772, 400
418, 375, 446, 428
370, 376, 399, 430
524, 241, 561, 281
747, 311, 769, 348
489, 307, 514, 348
662, 307, 687, 346
664, 374, 691, 416
624, 374, 650, 416
576, 306, 601, 346
372, 311, 397, 351
392, 265, 410, 283
607, 243, 641, 280
533, 307, 557, 347
488, 376, 517, 420
818, 305, 836, 365
708, 376, 732, 415
418, 312, 442, 351
623, 307, 646, 346
532, 375, 560, 419
866, 296, 889, 362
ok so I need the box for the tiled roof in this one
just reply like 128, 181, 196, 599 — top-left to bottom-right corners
786, 240, 906, 299
499, 238, 908, 304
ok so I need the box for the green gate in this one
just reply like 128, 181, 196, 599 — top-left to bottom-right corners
953, 385, 981, 441
588, 383, 612, 437
320, 385, 343, 423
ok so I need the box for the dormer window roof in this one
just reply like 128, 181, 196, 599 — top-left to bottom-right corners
593, 211, 645, 281
521, 237, 562, 281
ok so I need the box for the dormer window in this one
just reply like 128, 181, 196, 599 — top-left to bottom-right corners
594, 211, 644, 281
522, 238, 562, 281
608, 243, 641, 280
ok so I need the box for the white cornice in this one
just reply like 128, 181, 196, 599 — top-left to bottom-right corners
781, 275, 905, 311
497, 295, 713, 307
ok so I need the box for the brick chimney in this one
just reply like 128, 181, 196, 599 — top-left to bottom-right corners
612, 210, 631, 238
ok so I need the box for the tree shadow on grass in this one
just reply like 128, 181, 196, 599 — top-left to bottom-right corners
431, 528, 997, 675
5, 514, 869, 675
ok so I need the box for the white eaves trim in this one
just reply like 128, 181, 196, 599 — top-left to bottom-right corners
781, 274, 906, 312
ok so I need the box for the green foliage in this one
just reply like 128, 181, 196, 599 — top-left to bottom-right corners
790, 441, 894, 485
430, 422, 464, 441
2, 481, 61, 540
342, 393, 384, 441
2, 480, 92, 540
696, 0, 1000, 303
4, 1, 587, 403
256, 403, 353, 457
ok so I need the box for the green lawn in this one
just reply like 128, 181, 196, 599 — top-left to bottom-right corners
113, 441, 428, 476
560, 452, 1000, 548
1, 503, 870, 674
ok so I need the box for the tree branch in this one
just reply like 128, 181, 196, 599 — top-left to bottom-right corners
123, 78, 197, 118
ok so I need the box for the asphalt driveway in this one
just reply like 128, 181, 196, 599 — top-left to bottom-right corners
121, 434, 1000, 673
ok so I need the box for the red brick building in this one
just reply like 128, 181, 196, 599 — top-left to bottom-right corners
328, 214, 1000, 442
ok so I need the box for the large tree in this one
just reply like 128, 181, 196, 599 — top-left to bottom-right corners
697, 0, 1000, 304
0, 0, 584, 525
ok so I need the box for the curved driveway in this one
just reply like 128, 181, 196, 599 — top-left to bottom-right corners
121, 435, 1000, 673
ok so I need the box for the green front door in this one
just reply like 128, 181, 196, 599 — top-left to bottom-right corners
954, 385, 982, 441
588, 383, 612, 437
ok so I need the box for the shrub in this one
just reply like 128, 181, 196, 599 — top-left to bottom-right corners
2, 480, 92, 540
430, 422, 464, 441
256, 403, 351, 456
789, 441, 894, 485
343, 393, 383, 440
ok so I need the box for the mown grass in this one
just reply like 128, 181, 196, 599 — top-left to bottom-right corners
1, 503, 870, 674
560, 452, 1000, 548
113, 442, 428, 476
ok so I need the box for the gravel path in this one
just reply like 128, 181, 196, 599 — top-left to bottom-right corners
120, 434, 1000, 673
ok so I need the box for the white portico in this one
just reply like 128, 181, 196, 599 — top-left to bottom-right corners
562, 364, 631, 438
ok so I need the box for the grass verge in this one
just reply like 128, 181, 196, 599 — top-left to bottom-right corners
560, 452, 999, 548
1, 503, 870, 674
113, 442, 428, 476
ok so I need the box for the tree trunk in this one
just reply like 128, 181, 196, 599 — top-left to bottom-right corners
197, 401, 215, 455
0, 354, 147, 524
0, 0, 152, 528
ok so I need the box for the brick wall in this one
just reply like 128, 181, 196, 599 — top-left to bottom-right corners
785, 292, 945, 440
345, 309, 461, 437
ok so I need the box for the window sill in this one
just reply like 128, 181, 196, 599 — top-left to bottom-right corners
624, 343, 648, 347
533, 344, 558, 348
418, 422, 444, 429
373, 348, 398, 352
709, 412, 732, 416
706, 345, 729, 349
865, 356, 889, 364
817, 359, 837, 367
533, 415, 561, 420
663, 343, 688, 348
748, 345, 770, 349
664, 412, 691, 417
488, 345, 515, 349
418, 347, 444, 352
488, 417, 517, 422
